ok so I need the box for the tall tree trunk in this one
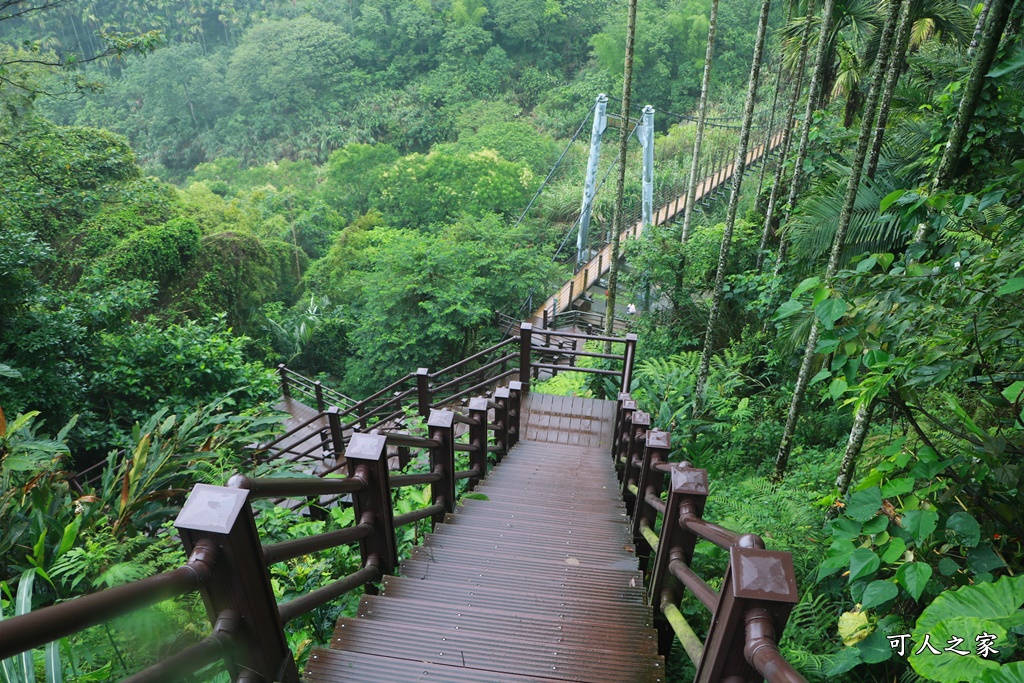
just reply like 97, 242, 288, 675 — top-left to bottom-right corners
693, 0, 773, 404
773, 0, 838, 274
680, 0, 721, 244
933, 0, 1015, 190
970, 0, 994, 53
866, 0, 913, 180
756, 59, 786, 201
757, 0, 816, 270
774, 0, 903, 480
835, 401, 875, 497
911, 0, 1016, 252
603, 0, 638, 346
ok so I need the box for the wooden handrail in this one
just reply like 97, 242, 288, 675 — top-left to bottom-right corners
614, 398, 807, 682
0, 367, 526, 682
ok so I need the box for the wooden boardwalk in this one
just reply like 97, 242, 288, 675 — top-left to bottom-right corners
305, 393, 665, 683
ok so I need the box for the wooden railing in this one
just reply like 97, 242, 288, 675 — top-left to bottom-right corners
277, 365, 356, 411
266, 323, 637, 468
612, 394, 808, 683
0, 321, 637, 683
0, 380, 523, 682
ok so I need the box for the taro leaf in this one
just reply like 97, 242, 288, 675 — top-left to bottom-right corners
862, 580, 899, 609
896, 562, 933, 601
981, 662, 1024, 683
901, 509, 939, 545
910, 616, 1005, 683
856, 629, 894, 664
849, 548, 881, 583
880, 537, 907, 564
847, 487, 882, 522
968, 545, 1006, 575
911, 575, 1024, 683
946, 511, 981, 548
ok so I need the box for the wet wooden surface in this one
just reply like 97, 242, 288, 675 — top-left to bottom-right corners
305, 392, 665, 683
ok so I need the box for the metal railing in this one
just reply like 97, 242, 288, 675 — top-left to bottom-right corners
611, 394, 808, 683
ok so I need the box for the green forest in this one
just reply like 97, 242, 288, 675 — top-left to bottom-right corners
1, 0, 1023, 677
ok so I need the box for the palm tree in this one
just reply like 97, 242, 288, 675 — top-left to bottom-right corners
604, 0, 638, 345
774, 0, 904, 480
680, 0, 721, 244
693, 0, 773, 404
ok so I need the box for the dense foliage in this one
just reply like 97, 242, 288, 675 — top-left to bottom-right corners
3, 0, 1024, 679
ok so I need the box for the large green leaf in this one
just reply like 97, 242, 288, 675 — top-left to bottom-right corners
814, 298, 848, 331
849, 548, 881, 583
981, 662, 1024, 683
846, 487, 882, 522
896, 562, 932, 601
861, 580, 899, 609
945, 511, 981, 548
901, 509, 938, 545
910, 576, 1024, 683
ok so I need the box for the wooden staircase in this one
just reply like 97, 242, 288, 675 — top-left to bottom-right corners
304, 394, 666, 683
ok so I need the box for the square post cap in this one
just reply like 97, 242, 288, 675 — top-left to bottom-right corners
428, 409, 455, 429
175, 484, 249, 534
347, 433, 388, 461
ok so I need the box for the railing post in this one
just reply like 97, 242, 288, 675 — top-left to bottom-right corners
632, 429, 670, 570
427, 409, 456, 525
493, 386, 510, 456
345, 432, 397, 586
519, 323, 533, 393
416, 367, 432, 417
649, 462, 710, 656
649, 462, 709, 609
613, 394, 636, 474
326, 406, 346, 466
314, 381, 325, 411
176, 485, 300, 682
507, 381, 522, 449
620, 410, 650, 517
542, 307, 549, 329
467, 397, 489, 489
278, 363, 290, 399
694, 538, 800, 683
621, 333, 637, 393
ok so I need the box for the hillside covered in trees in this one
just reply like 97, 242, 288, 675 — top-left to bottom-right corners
2, 0, 1024, 678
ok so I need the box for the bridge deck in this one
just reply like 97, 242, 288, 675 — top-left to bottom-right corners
305, 393, 666, 683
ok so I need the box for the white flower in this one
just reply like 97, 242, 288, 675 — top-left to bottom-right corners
954, 261, 962, 270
